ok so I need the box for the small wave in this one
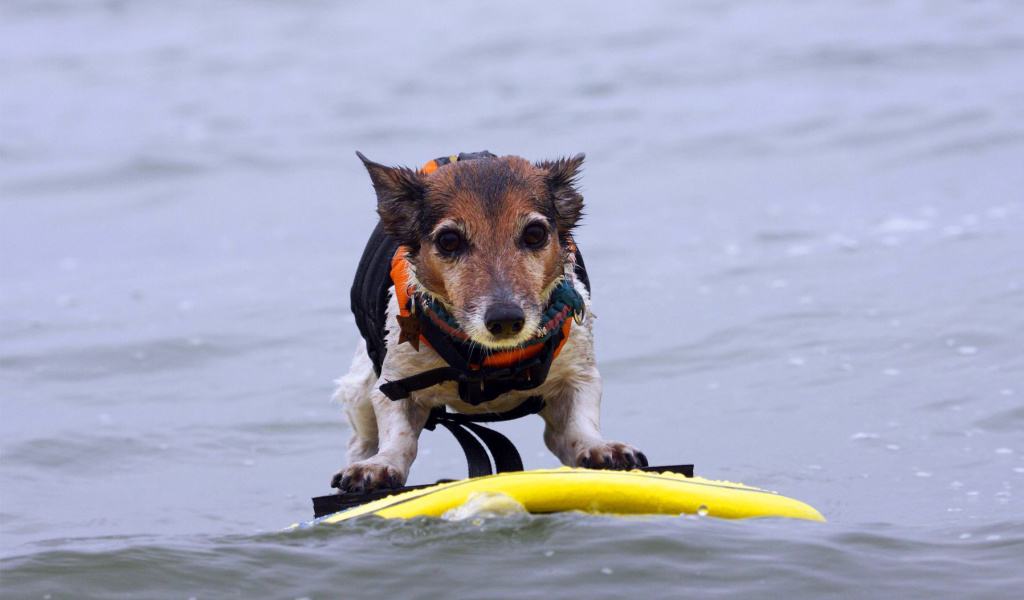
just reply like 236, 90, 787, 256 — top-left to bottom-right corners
0, 334, 282, 382
2, 517, 1022, 600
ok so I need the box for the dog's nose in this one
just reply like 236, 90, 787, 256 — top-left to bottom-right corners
484, 303, 525, 337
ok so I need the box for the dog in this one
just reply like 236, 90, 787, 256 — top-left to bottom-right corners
332, 151, 646, 492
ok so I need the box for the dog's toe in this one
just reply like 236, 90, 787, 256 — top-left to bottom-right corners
331, 461, 405, 492
330, 471, 348, 490
574, 441, 646, 471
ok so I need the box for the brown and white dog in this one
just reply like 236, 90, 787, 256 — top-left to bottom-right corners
332, 152, 645, 492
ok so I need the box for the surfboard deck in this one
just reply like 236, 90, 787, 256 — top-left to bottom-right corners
311, 463, 694, 518
287, 466, 823, 529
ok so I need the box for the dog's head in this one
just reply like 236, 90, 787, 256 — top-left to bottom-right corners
358, 152, 585, 349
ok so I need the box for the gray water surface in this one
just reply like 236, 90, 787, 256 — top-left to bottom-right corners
2, 1, 1023, 598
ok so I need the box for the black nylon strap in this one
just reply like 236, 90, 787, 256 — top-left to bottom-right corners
432, 420, 493, 478
463, 422, 524, 473
384, 300, 564, 405
421, 397, 546, 478
379, 367, 462, 400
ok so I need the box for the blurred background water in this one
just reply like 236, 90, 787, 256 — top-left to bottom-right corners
2, 0, 1023, 598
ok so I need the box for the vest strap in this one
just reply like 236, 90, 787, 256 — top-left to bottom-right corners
379, 367, 462, 401
421, 396, 546, 478
379, 296, 566, 405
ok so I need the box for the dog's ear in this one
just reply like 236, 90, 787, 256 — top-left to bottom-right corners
536, 153, 585, 233
357, 151, 426, 246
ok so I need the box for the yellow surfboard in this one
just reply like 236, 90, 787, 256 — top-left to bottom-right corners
287, 468, 824, 529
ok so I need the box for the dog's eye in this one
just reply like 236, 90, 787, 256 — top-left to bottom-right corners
436, 231, 464, 254
522, 223, 548, 248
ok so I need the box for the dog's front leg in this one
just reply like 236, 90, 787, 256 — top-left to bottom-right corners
541, 366, 647, 470
331, 390, 428, 492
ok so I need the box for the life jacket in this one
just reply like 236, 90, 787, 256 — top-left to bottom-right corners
349, 153, 591, 407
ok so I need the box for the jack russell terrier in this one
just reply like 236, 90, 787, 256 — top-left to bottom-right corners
332, 151, 646, 492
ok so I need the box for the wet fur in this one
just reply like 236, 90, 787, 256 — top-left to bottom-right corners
332, 153, 645, 491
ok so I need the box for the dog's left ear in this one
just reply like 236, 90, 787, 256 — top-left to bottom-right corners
536, 153, 585, 233
356, 151, 427, 247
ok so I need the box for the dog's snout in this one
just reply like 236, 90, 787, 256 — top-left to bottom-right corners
484, 303, 525, 337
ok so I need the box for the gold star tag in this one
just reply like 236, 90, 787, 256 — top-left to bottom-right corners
396, 314, 425, 351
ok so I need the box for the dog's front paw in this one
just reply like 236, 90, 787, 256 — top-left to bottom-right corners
330, 459, 406, 492
574, 440, 648, 471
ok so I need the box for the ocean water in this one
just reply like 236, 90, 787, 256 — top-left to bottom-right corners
2, 1, 1022, 598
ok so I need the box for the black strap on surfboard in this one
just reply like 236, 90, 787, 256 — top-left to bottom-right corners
423, 395, 547, 478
